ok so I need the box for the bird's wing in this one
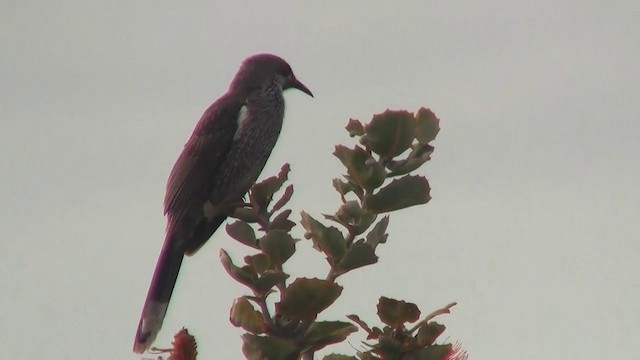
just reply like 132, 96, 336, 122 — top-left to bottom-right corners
134, 94, 244, 353
163, 93, 244, 222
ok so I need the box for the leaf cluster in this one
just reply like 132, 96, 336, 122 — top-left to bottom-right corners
164, 108, 463, 360
342, 298, 460, 360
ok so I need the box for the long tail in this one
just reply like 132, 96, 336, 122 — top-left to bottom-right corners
133, 234, 184, 354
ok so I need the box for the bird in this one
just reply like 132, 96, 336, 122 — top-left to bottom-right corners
133, 54, 313, 354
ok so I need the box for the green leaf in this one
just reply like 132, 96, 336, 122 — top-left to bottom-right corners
254, 270, 289, 294
270, 209, 296, 232
233, 206, 259, 223
241, 334, 298, 360
386, 143, 434, 176
351, 211, 377, 235
332, 201, 378, 236
219, 249, 257, 288
226, 221, 257, 248
366, 216, 389, 248
230, 296, 267, 334
415, 322, 446, 347
334, 200, 364, 226
259, 230, 297, 266
335, 241, 378, 274
333, 145, 385, 190
366, 110, 416, 158
250, 164, 290, 210
272, 184, 294, 212
345, 118, 365, 137
245, 253, 270, 274
300, 211, 346, 264
332, 178, 365, 201
332, 178, 354, 198
304, 321, 358, 352
415, 108, 440, 144
377, 297, 421, 328
366, 175, 431, 213
277, 278, 343, 321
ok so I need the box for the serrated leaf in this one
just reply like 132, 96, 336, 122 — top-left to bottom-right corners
254, 270, 289, 294
270, 209, 296, 232
386, 143, 434, 176
366, 110, 416, 158
241, 334, 298, 360
250, 164, 290, 210
304, 321, 358, 352
366, 216, 389, 248
226, 221, 257, 248
277, 278, 343, 321
333, 145, 385, 190
332, 178, 354, 197
230, 297, 267, 334
366, 175, 431, 213
377, 297, 421, 328
259, 230, 296, 266
415, 108, 440, 144
220, 249, 257, 288
345, 118, 365, 137
336, 241, 378, 274
415, 322, 446, 347
300, 211, 346, 264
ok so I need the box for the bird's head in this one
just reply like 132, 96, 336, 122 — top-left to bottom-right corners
230, 54, 313, 97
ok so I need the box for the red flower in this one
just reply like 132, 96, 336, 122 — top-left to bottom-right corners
444, 342, 468, 360
150, 328, 198, 360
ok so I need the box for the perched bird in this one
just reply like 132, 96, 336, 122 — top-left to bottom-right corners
133, 54, 312, 353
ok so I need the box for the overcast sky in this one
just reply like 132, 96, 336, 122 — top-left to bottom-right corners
1, 1, 638, 359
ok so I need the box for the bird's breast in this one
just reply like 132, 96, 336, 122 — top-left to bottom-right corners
209, 102, 285, 203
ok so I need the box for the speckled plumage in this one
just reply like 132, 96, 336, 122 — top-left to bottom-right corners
134, 54, 312, 354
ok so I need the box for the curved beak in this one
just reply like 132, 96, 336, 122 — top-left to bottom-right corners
286, 76, 313, 97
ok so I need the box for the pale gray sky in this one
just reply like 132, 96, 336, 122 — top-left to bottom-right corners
1, 1, 638, 359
